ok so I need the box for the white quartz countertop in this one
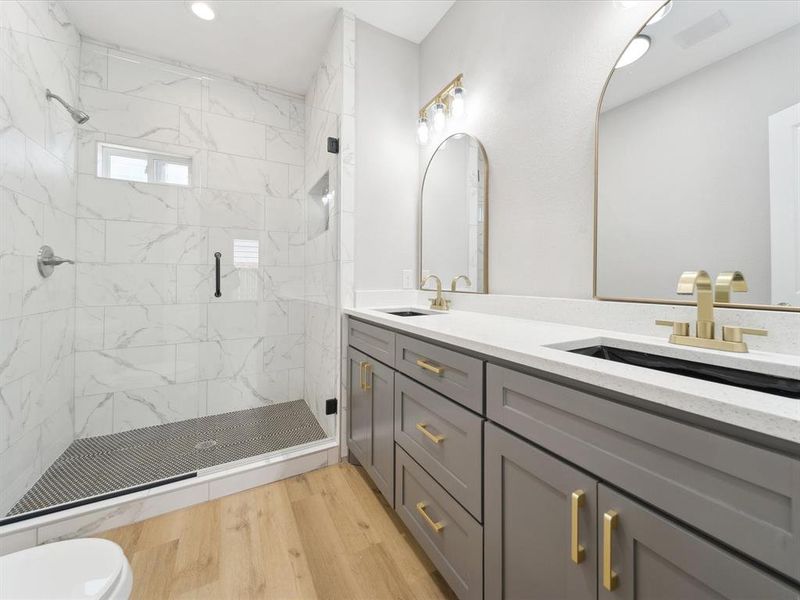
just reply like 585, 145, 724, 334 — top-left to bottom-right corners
344, 306, 800, 447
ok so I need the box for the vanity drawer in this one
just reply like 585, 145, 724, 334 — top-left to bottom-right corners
395, 373, 483, 519
347, 318, 395, 366
395, 446, 483, 600
395, 334, 483, 413
486, 363, 800, 582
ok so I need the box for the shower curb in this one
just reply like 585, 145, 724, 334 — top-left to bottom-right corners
0, 438, 339, 557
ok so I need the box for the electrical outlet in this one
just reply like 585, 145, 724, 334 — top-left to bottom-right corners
402, 269, 413, 289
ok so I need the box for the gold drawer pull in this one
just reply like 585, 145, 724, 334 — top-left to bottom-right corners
416, 501, 445, 533
363, 362, 372, 391
571, 490, 585, 564
358, 361, 372, 391
416, 358, 444, 375
603, 510, 619, 591
416, 423, 446, 444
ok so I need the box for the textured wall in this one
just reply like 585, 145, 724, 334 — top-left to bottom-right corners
0, 0, 80, 514
418, 0, 663, 297
354, 20, 419, 291
72, 41, 307, 437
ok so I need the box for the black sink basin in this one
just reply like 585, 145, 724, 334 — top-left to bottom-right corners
387, 310, 432, 317
570, 345, 800, 399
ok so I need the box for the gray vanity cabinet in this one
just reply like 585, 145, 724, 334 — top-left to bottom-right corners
598, 485, 800, 600
485, 423, 597, 600
346, 346, 395, 506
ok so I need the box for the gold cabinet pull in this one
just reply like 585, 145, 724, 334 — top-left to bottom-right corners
415, 501, 445, 533
570, 490, 585, 564
416, 358, 444, 375
358, 361, 366, 391
603, 510, 619, 591
416, 423, 446, 444
363, 362, 372, 391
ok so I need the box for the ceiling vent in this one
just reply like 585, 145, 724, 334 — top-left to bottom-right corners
673, 10, 731, 49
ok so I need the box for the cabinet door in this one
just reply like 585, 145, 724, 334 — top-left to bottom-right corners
598, 484, 800, 600
346, 346, 394, 507
485, 423, 597, 600
367, 358, 394, 506
347, 347, 372, 467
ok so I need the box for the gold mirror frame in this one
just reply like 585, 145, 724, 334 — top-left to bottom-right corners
592, 1, 798, 313
419, 132, 489, 294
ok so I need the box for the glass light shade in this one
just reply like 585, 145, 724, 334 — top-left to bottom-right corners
615, 35, 650, 69
432, 102, 447, 132
646, 1, 672, 26
450, 87, 466, 119
416, 116, 430, 145
191, 2, 215, 20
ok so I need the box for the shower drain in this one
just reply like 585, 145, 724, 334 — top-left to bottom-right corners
195, 440, 218, 450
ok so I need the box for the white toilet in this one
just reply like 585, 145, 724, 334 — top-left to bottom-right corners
0, 538, 133, 600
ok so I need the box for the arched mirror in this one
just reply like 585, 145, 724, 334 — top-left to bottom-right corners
420, 133, 488, 294
595, 0, 799, 311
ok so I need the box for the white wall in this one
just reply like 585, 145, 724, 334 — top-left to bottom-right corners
419, 0, 663, 297
597, 25, 800, 304
0, 0, 80, 515
354, 20, 419, 290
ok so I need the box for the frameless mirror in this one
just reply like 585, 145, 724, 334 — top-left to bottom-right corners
420, 133, 488, 293
596, 0, 799, 311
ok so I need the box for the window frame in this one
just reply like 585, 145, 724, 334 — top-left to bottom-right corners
97, 142, 192, 186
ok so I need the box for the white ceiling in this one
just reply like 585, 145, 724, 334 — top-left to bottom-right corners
602, 0, 800, 111
62, 0, 454, 95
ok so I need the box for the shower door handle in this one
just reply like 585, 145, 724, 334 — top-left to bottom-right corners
214, 252, 221, 298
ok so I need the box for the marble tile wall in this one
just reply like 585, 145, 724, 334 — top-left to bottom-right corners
73, 40, 308, 439
304, 11, 355, 438
0, 1, 80, 515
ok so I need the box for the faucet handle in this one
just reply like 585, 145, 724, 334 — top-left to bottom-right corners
656, 320, 690, 336
722, 326, 768, 343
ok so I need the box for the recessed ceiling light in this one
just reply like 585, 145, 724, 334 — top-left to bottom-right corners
615, 35, 651, 69
646, 1, 673, 26
190, 2, 215, 21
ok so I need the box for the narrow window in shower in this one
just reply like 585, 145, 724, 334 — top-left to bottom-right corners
97, 143, 192, 186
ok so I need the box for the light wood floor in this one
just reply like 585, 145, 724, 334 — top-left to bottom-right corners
99, 462, 457, 600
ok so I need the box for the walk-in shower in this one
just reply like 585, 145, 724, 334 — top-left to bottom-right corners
1, 1, 348, 524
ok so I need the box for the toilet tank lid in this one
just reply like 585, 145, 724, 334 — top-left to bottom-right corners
0, 538, 127, 600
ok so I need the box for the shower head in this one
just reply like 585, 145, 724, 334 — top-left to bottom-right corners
45, 89, 90, 124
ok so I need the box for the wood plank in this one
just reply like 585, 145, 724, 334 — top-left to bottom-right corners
95, 464, 455, 600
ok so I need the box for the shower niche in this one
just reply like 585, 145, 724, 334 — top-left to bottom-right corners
308, 171, 332, 241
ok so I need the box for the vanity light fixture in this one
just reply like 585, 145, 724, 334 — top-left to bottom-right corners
416, 116, 430, 145
615, 35, 650, 69
646, 1, 673, 26
416, 73, 466, 144
190, 1, 215, 21
432, 102, 447, 132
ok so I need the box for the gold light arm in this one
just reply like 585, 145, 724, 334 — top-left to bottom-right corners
714, 271, 748, 303
419, 73, 464, 118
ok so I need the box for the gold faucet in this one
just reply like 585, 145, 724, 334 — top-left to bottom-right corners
676, 270, 715, 339
421, 275, 450, 311
450, 274, 472, 292
714, 271, 747, 303
657, 270, 767, 353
